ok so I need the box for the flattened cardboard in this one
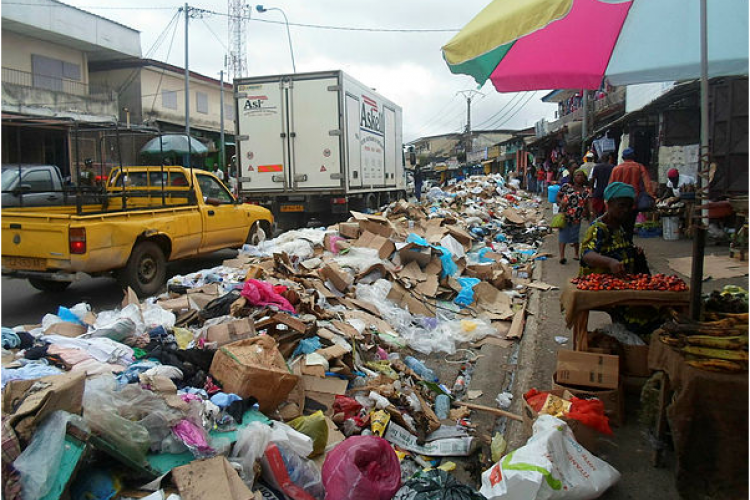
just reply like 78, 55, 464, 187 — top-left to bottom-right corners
505, 307, 526, 339
173, 456, 253, 500
44, 321, 87, 338
555, 350, 619, 389
338, 222, 361, 239
353, 231, 395, 259
156, 296, 192, 312
446, 226, 473, 251
387, 282, 435, 317
122, 287, 140, 308
303, 375, 348, 415
397, 242, 432, 267
502, 208, 525, 225
320, 263, 353, 292
205, 318, 256, 347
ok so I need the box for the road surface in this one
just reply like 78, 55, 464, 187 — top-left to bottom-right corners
1, 249, 238, 327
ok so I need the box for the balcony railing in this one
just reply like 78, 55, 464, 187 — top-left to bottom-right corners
2, 67, 114, 101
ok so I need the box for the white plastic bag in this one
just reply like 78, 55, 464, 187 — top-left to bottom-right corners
231, 421, 273, 486
480, 415, 620, 500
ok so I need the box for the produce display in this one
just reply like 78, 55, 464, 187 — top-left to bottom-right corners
657, 311, 749, 372
704, 286, 749, 313
571, 273, 688, 291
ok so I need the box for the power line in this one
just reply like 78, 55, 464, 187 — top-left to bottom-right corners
150, 10, 181, 114
473, 92, 527, 129
200, 17, 229, 52
493, 91, 539, 129
484, 92, 531, 129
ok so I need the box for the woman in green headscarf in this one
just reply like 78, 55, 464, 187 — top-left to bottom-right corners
579, 181, 641, 276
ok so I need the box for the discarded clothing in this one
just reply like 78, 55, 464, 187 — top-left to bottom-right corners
241, 279, 295, 312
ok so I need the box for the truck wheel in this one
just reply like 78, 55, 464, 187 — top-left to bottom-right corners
365, 193, 380, 211
122, 241, 166, 297
246, 221, 268, 245
28, 278, 70, 293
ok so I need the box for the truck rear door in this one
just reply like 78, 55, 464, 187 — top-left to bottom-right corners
288, 75, 342, 190
1, 214, 69, 271
237, 81, 287, 193
383, 106, 398, 187
345, 94, 362, 188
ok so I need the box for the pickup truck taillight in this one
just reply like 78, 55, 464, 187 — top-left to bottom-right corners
331, 197, 347, 205
69, 228, 86, 254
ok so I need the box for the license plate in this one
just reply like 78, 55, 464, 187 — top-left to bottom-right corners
280, 204, 304, 212
2, 256, 46, 271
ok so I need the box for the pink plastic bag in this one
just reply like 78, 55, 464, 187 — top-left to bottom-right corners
322, 436, 401, 500
241, 279, 295, 312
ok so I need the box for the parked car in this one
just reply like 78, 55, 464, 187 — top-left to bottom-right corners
1, 164, 67, 208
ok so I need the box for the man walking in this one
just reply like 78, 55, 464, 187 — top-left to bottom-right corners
590, 152, 615, 217
414, 164, 423, 202
609, 147, 655, 238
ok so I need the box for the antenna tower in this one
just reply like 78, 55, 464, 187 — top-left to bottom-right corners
228, 1, 249, 79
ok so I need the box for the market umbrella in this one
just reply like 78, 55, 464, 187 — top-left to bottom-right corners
442, 0, 748, 92
140, 135, 209, 156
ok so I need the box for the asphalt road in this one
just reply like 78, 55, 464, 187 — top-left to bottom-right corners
1, 249, 238, 327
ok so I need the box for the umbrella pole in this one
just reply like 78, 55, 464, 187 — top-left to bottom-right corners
690, 0, 710, 320
581, 90, 588, 156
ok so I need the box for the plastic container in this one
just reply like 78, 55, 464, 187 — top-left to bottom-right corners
547, 184, 561, 204
662, 216, 680, 241
434, 394, 450, 420
404, 356, 438, 382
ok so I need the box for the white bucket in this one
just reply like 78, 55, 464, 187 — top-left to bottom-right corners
662, 216, 680, 241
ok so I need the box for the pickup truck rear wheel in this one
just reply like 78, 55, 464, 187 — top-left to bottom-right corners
122, 241, 166, 297
28, 278, 70, 293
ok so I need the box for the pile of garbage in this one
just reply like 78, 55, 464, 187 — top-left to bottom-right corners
0, 175, 619, 499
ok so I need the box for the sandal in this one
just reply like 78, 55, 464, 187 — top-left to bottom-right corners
559, 258, 567, 265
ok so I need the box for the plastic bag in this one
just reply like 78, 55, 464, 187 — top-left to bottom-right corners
479, 415, 620, 500
322, 435, 401, 500
394, 469, 484, 500
288, 411, 328, 457
454, 278, 481, 308
14, 411, 87, 500
550, 213, 566, 229
231, 421, 273, 486
261, 442, 325, 500
82, 376, 152, 463
269, 421, 315, 458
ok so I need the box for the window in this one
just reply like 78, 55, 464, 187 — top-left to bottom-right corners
162, 90, 178, 110
224, 103, 235, 120
196, 174, 233, 203
22, 170, 53, 192
196, 92, 208, 114
31, 54, 81, 91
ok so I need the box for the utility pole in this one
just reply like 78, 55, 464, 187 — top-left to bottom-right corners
184, 3, 191, 169
219, 69, 226, 176
457, 90, 484, 160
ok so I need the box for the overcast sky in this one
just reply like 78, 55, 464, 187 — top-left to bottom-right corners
67, 0, 558, 142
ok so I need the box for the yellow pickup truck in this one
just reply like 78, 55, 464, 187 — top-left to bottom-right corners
2, 166, 273, 296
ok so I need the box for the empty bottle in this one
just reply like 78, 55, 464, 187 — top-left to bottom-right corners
435, 394, 450, 420
404, 356, 438, 382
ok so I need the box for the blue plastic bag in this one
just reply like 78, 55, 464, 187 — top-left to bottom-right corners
454, 278, 481, 308
57, 306, 84, 325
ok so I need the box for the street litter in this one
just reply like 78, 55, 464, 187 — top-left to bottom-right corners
1, 175, 556, 498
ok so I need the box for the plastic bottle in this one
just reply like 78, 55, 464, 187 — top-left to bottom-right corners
435, 394, 450, 420
404, 356, 438, 382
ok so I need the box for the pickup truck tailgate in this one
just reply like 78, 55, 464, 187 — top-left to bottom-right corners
2, 215, 69, 261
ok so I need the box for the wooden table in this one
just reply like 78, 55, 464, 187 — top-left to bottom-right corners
560, 284, 690, 350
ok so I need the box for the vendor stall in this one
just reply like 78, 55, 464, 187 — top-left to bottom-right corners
648, 333, 748, 499
561, 284, 690, 350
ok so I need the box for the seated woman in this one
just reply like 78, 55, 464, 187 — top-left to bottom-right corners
579, 182, 660, 334
579, 181, 638, 276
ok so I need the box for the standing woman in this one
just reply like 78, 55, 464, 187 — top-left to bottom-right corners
536, 163, 546, 194
556, 168, 593, 264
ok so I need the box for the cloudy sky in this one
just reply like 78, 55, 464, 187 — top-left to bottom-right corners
67, 0, 558, 141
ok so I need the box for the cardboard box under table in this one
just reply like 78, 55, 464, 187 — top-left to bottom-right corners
209, 336, 300, 413
554, 350, 624, 426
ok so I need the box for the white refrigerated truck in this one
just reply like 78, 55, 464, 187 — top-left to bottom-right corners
234, 70, 406, 227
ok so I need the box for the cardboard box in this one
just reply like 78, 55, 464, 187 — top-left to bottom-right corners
522, 389, 599, 452
622, 344, 650, 378
209, 336, 300, 413
339, 222, 361, 239
205, 318, 256, 347
44, 321, 87, 338
397, 241, 432, 267
303, 374, 349, 416
320, 262, 353, 292
552, 373, 625, 427
3, 371, 86, 441
354, 231, 395, 259
555, 350, 619, 389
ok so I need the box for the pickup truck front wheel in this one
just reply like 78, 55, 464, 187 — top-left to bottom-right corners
121, 241, 166, 297
28, 278, 70, 293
